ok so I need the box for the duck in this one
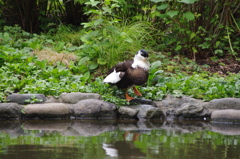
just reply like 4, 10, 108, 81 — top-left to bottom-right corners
103, 49, 150, 102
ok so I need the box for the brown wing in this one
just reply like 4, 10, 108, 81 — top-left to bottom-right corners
107, 59, 133, 74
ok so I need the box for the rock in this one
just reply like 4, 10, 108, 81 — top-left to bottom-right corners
46, 96, 60, 103
0, 103, 23, 118
131, 105, 165, 121
206, 98, 240, 110
6, 93, 46, 104
23, 103, 70, 118
71, 99, 117, 119
118, 106, 139, 119
59, 92, 101, 104
166, 103, 211, 120
130, 98, 153, 105
153, 95, 205, 109
211, 109, 240, 123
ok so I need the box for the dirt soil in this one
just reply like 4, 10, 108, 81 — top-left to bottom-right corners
197, 58, 240, 75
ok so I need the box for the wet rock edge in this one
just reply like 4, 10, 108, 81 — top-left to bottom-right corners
1, 93, 240, 123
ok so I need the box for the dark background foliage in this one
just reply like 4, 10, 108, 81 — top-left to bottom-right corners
1, 0, 239, 59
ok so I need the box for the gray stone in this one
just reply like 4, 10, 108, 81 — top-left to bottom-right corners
211, 109, 240, 123
118, 106, 139, 119
206, 98, 240, 110
131, 105, 165, 120
0, 103, 23, 118
166, 103, 211, 120
23, 103, 70, 118
59, 92, 101, 104
46, 96, 60, 103
71, 99, 117, 119
153, 95, 205, 109
6, 93, 46, 104
130, 98, 153, 105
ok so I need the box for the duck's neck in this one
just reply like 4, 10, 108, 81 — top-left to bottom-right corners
132, 55, 150, 70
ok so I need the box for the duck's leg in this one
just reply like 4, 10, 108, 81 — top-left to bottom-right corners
133, 86, 142, 96
124, 89, 134, 102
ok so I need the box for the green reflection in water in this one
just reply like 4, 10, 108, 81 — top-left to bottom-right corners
0, 122, 240, 159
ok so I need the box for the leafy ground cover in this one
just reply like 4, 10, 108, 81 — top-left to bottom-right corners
0, 25, 239, 105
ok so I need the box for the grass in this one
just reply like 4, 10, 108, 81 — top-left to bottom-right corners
0, 25, 240, 105
75, 21, 155, 70
32, 49, 78, 66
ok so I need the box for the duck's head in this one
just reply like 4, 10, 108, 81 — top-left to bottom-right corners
132, 49, 150, 69
135, 49, 149, 61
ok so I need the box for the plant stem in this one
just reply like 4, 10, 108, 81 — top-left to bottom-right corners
226, 27, 234, 54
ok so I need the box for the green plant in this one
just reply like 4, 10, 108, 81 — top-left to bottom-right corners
24, 95, 43, 104
78, 0, 155, 70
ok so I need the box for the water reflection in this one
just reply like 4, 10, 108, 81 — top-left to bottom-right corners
0, 120, 240, 159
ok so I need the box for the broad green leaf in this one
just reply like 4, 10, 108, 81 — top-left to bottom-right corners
94, 18, 103, 26
89, 63, 98, 70
167, 65, 174, 71
3, 32, 10, 40
120, 32, 127, 37
0, 51, 7, 58
97, 58, 107, 65
151, 0, 166, 3
192, 47, 197, 53
179, 0, 199, 4
175, 45, 182, 51
235, 80, 240, 90
100, 39, 111, 46
85, 0, 100, 7
183, 12, 195, 20
103, 7, 112, 13
125, 37, 133, 43
190, 32, 196, 40
166, 10, 179, 18
67, 46, 79, 51
81, 23, 92, 28
214, 49, 223, 55
156, 4, 169, 10
224, 36, 229, 39
151, 61, 162, 69
105, 26, 120, 34
78, 57, 90, 65
215, 41, 220, 47
173, 90, 183, 97
87, 30, 99, 38
81, 31, 99, 41
82, 71, 90, 82
154, 70, 164, 75
157, 13, 168, 18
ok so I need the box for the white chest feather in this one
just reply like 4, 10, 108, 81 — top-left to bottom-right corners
131, 56, 150, 70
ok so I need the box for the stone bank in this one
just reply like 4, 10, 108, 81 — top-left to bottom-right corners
1, 92, 240, 123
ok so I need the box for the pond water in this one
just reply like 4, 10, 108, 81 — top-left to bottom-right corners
0, 119, 240, 159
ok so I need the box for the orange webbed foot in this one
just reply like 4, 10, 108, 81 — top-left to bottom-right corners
133, 87, 142, 96
124, 89, 134, 102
